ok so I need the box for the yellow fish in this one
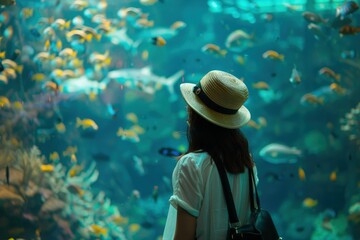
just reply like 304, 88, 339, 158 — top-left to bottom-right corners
68, 164, 83, 177
88, 91, 97, 101
170, 21, 187, 30
262, 50, 284, 61
76, 117, 99, 130
56, 40, 62, 52
44, 39, 50, 51
112, 215, 129, 225
68, 58, 83, 69
40, 164, 54, 172
201, 43, 227, 57
43, 81, 59, 93
0, 74, 8, 84
131, 125, 145, 134
301, 93, 324, 105
117, 128, 140, 142
49, 152, 60, 161
246, 119, 262, 130
141, 50, 149, 61
67, 184, 84, 196
319, 67, 340, 82
126, 112, 138, 123
31, 73, 46, 81
233, 55, 245, 65
89, 224, 107, 236
298, 167, 306, 181
59, 48, 77, 59
252, 81, 270, 90
12, 101, 23, 110
21, 8, 34, 19
55, 122, 66, 133
128, 223, 141, 233
66, 29, 92, 43
136, 18, 154, 28
0, 96, 10, 107
330, 83, 346, 95
152, 36, 166, 46
303, 197, 318, 208
329, 171, 337, 181
62, 146, 78, 162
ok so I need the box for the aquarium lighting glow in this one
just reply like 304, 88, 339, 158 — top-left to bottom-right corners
208, 0, 351, 14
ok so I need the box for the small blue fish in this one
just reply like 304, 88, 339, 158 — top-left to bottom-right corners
158, 147, 182, 157
336, 1, 359, 19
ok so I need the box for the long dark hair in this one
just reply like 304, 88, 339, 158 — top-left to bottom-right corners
186, 107, 253, 173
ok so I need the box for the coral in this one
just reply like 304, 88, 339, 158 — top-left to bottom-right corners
340, 102, 360, 149
0, 140, 128, 239
311, 213, 353, 240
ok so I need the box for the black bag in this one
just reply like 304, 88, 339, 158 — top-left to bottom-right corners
214, 160, 281, 240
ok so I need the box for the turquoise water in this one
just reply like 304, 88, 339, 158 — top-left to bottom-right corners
0, 0, 359, 239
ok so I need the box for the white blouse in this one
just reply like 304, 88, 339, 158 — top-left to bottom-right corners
163, 152, 259, 240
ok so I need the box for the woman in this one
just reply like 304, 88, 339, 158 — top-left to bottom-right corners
163, 70, 258, 240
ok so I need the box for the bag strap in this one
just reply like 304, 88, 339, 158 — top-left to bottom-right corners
214, 159, 239, 224
214, 160, 261, 225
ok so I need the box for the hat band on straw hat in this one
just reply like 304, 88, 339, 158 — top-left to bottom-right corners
193, 83, 238, 115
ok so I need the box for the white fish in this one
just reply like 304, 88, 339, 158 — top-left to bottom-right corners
225, 30, 254, 52
107, 67, 184, 101
60, 75, 107, 95
259, 143, 302, 164
289, 65, 301, 86
106, 28, 141, 53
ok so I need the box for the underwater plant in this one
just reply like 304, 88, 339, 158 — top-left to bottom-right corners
0, 137, 128, 240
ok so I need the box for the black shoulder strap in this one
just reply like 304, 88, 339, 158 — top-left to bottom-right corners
214, 159, 239, 224
214, 160, 261, 225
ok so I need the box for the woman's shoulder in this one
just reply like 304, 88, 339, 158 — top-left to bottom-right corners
178, 151, 211, 169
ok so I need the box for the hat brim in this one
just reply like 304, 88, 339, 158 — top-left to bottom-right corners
180, 83, 251, 129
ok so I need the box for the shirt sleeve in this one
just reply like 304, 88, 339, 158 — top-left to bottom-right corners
169, 154, 203, 217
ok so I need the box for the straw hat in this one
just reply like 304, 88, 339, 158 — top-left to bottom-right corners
180, 70, 250, 129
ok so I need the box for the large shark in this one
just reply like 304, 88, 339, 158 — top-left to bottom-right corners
58, 68, 184, 117
106, 26, 183, 54
106, 67, 184, 101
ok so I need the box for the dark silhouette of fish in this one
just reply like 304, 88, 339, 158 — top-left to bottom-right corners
92, 153, 110, 161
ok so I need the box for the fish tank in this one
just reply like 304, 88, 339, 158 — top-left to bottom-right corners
0, 0, 359, 239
